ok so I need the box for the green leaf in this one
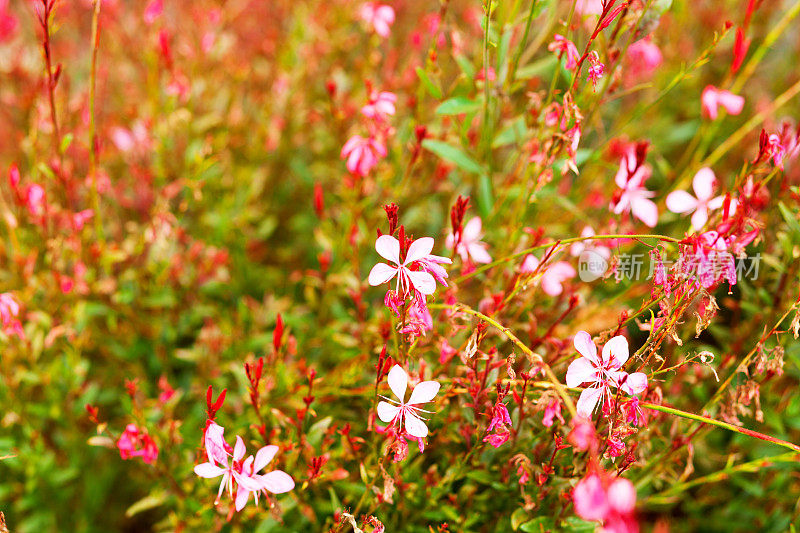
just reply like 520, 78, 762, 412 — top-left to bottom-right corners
436, 97, 481, 115
511, 508, 528, 530
476, 172, 494, 218
415, 67, 443, 99
422, 139, 485, 174
60, 133, 74, 154
126, 491, 167, 518
520, 517, 556, 531
492, 116, 528, 148
778, 202, 800, 237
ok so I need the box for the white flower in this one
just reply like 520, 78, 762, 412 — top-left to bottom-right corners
377, 365, 440, 438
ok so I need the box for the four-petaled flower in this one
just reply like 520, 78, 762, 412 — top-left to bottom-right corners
548, 34, 580, 69
566, 331, 648, 418
446, 217, 492, 265
701, 85, 744, 120
341, 135, 387, 177
377, 365, 440, 438
666, 167, 737, 230
612, 150, 658, 227
368, 235, 440, 297
359, 2, 395, 38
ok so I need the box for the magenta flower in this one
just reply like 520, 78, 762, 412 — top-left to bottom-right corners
0, 293, 20, 327
520, 255, 576, 296
377, 365, 440, 438
368, 235, 440, 297
627, 38, 662, 76
24, 184, 45, 217
573, 471, 638, 532
233, 445, 295, 511
566, 332, 648, 418
666, 167, 737, 230
361, 91, 397, 121
548, 34, 580, 69
117, 424, 158, 465
612, 150, 658, 227
0, 0, 17, 43
341, 135, 387, 177
765, 133, 787, 169
446, 217, 492, 265
359, 2, 395, 38
143, 0, 163, 25
682, 231, 736, 288
701, 85, 744, 120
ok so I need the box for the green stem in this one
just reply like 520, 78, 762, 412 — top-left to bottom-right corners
640, 402, 800, 454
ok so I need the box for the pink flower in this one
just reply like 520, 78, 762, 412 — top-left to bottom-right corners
566, 332, 648, 418
416, 252, 452, 287
612, 150, 658, 227
765, 133, 787, 169
117, 424, 158, 464
143, 0, 163, 25
0, 0, 18, 43
195, 434, 252, 505
542, 399, 565, 427
520, 255, 576, 296
587, 52, 605, 88
483, 431, 511, 448
361, 91, 397, 121
575, 0, 604, 15
24, 184, 45, 217
626, 38, 662, 78
701, 86, 744, 120
359, 2, 395, 38
573, 472, 638, 533
666, 167, 737, 230
0, 292, 20, 327
369, 235, 441, 297
341, 135, 387, 176
548, 34, 580, 70
446, 217, 492, 265
233, 445, 295, 511
682, 231, 736, 288
377, 365, 440, 438
487, 401, 512, 433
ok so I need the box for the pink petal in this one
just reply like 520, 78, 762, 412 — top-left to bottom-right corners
467, 243, 492, 264
576, 387, 604, 418
235, 485, 250, 511
621, 372, 648, 395
368, 262, 397, 286
602, 335, 629, 367
462, 217, 483, 242
259, 470, 295, 494
405, 237, 434, 263
692, 167, 716, 200
573, 474, 609, 521
375, 235, 400, 263
194, 462, 225, 478
341, 135, 362, 158
631, 197, 658, 227
407, 380, 440, 405
718, 91, 744, 115
233, 436, 246, 462
386, 365, 408, 401
690, 207, 709, 231
665, 190, 698, 214
541, 275, 564, 296
607, 478, 637, 513
573, 331, 599, 364
253, 445, 279, 473
701, 86, 718, 119
520, 254, 539, 273
566, 357, 598, 387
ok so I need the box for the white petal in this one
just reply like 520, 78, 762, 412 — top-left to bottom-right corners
631, 197, 659, 227
386, 365, 408, 401
404, 411, 429, 438
692, 167, 716, 200
406, 269, 436, 295
602, 336, 629, 367
566, 357, 598, 387
368, 263, 397, 286
405, 237, 434, 263
375, 235, 400, 263
576, 387, 604, 418
665, 190, 698, 214
573, 331, 599, 364
377, 401, 401, 423
407, 380, 440, 405
690, 207, 709, 231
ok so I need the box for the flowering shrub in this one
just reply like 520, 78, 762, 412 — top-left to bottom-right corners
1, 0, 800, 531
